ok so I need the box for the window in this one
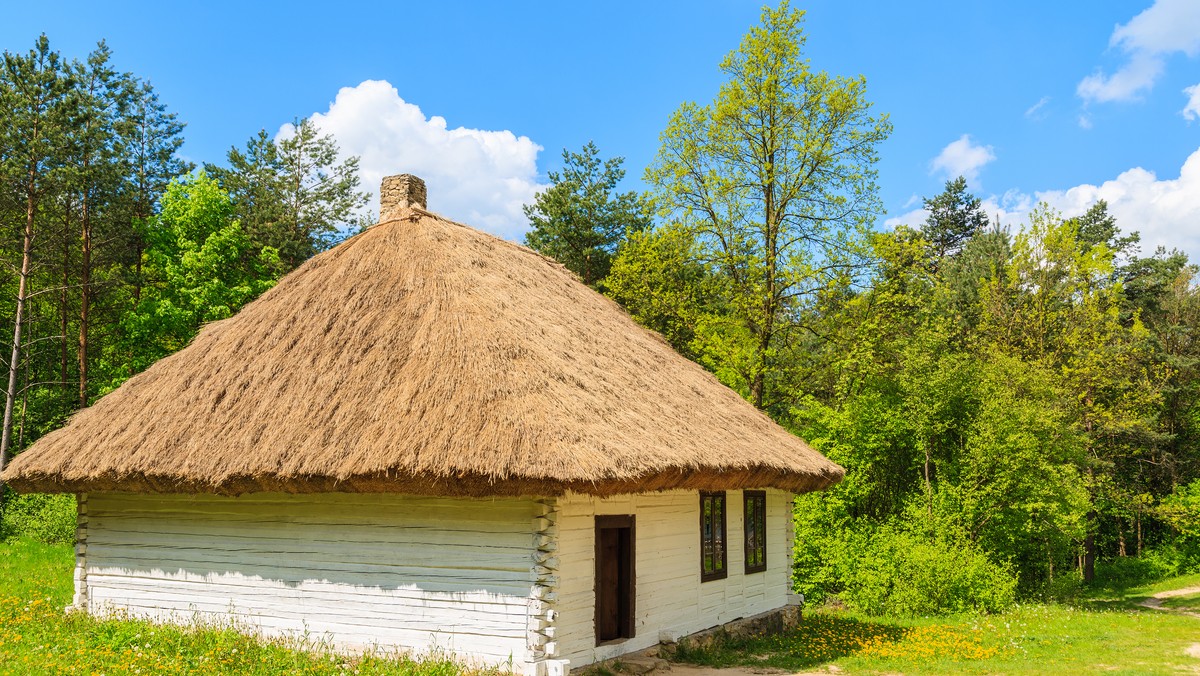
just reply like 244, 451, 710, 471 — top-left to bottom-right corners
700, 491, 727, 581
744, 490, 767, 574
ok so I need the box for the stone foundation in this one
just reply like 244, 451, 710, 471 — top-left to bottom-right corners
667, 605, 802, 653
583, 605, 802, 674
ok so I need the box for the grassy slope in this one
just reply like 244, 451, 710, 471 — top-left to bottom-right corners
0, 538, 484, 676
672, 577, 1200, 675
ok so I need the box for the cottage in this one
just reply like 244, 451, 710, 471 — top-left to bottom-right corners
2, 175, 843, 673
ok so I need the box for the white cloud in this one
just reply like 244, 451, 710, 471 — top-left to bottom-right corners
889, 148, 1200, 260
1035, 147, 1200, 257
1025, 96, 1051, 120
1183, 83, 1200, 121
1077, 0, 1200, 104
1078, 114, 1094, 130
883, 207, 928, 230
929, 135, 996, 186
1078, 52, 1165, 103
283, 80, 546, 240
1112, 0, 1200, 55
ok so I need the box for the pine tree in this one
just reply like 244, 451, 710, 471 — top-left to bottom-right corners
523, 142, 650, 287
213, 119, 368, 271
0, 35, 70, 473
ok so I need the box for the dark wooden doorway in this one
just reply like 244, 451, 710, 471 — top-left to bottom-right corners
595, 515, 635, 644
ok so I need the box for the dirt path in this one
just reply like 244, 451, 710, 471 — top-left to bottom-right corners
1135, 584, 1200, 619
1135, 584, 1200, 664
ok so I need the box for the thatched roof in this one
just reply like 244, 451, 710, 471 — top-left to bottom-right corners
3, 200, 843, 497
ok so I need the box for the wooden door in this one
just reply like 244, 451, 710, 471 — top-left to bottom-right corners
595, 515, 635, 644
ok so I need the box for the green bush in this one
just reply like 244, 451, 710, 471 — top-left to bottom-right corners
1154, 480, 1200, 575
793, 493, 1018, 617
840, 526, 1016, 616
1, 492, 76, 544
1092, 553, 1176, 589
1136, 543, 1200, 578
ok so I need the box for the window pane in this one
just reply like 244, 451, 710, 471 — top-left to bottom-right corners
702, 495, 713, 572
759, 496, 766, 566
745, 493, 766, 571
747, 498, 757, 557
714, 495, 724, 570
759, 497, 767, 565
701, 492, 729, 579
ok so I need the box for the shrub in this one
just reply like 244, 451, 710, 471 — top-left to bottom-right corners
1091, 553, 1176, 589
1154, 480, 1200, 575
793, 493, 1018, 617
840, 526, 1017, 616
1, 492, 76, 544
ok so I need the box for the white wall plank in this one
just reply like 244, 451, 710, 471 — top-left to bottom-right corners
85, 492, 538, 666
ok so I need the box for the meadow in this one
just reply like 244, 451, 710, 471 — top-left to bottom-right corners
666, 575, 1200, 675
5, 535, 1199, 675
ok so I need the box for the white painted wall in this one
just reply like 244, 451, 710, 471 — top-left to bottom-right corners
554, 489, 793, 666
83, 492, 540, 666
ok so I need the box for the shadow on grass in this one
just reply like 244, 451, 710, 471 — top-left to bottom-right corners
671, 613, 909, 671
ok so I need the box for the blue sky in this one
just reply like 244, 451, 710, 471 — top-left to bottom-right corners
4, 1, 1199, 255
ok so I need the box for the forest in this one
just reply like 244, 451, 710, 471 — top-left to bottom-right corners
3, 2, 1200, 623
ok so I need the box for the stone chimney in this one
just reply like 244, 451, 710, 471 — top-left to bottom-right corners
379, 174, 427, 218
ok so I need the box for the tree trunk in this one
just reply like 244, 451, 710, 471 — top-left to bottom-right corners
78, 186, 91, 408
1, 182, 38, 479
1137, 511, 1142, 557
1083, 427, 1097, 583
60, 204, 71, 390
133, 205, 145, 307
1083, 524, 1096, 583
750, 371, 766, 409
18, 316, 30, 453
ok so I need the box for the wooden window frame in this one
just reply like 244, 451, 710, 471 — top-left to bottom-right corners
594, 514, 636, 645
744, 490, 767, 574
699, 491, 728, 582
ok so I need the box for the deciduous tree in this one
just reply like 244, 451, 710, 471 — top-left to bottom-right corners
646, 1, 891, 410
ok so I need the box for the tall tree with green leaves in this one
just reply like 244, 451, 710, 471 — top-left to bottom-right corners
524, 141, 651, 287
212, 119, 368, 270
646, 1, 891, 410
980, 205, 1162, 581
107, 171, 279, 386
209, 130, 282, 263
65, 41, 135, 407
0, 35, 69, 473
274, 118, 368, 266
122, 78, 190, 306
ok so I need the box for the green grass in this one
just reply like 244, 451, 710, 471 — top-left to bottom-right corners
0, 537, 496, 675
672, 578, 1200, 675
8, 536, 1200, 675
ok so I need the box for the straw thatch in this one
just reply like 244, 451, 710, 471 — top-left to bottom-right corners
3, 206, 843, 497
